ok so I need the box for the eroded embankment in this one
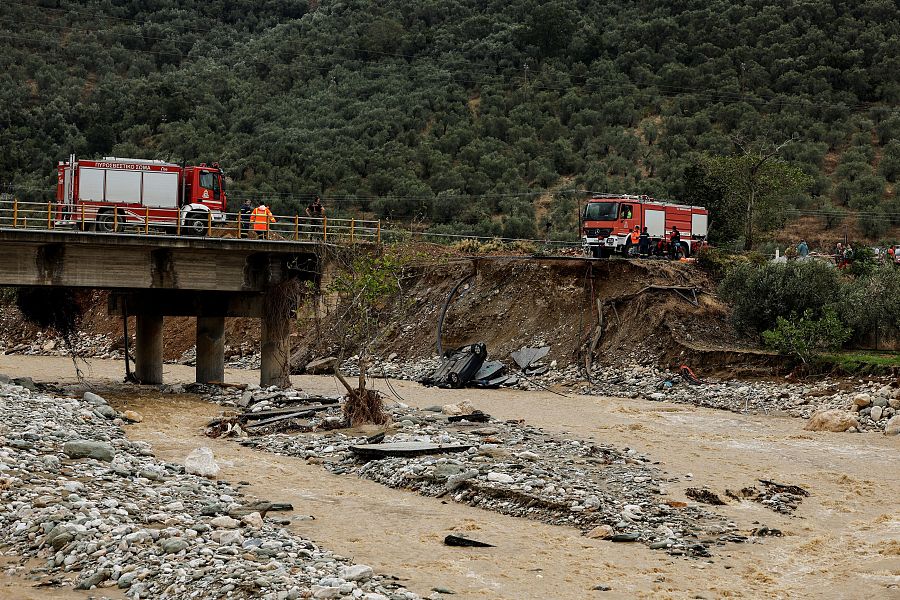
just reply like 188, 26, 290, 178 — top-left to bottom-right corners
295, 257, 772, 377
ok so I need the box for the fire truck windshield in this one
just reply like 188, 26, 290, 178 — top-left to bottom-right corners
199, 170, 221, 198
584, 202, 618, 220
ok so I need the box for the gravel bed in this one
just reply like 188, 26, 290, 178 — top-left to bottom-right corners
0, 379, 421, 600
241, 403, 751, 558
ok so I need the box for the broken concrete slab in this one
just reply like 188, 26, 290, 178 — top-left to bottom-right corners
510, 346, 549, 370
305, 357, 338, 375
349, 442, 472, 459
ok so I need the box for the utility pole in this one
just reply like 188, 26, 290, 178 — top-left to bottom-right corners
524, 62, 529, 88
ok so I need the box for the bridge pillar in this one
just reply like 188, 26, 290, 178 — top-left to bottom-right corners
260, 305, 291, 388
134, 314, 163, 384
196, 316, 225, 384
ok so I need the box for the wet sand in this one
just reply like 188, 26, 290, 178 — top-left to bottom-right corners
1, 355, 898, 599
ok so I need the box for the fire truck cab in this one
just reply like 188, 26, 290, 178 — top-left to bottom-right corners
581, 194, 708, 258
56, 156, 227, 235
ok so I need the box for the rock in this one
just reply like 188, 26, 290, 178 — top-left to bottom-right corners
211, 530, 245, 546
340, 564, 374, 582
804, 410, 859, 433
311, 586, 342, 599
94, 404, 117, 419
83, 391, 107, 405
888, 398, 900, 410
117, 571, 138, 589
885, 415, 900, 436
873, 397, 889, 407
446, 469, 479, 489
871, 406, 883, 421
586, 525, 615, 539
122, 410, 143, 423
486, 472, 514, 484
211, 515, 240, 529
306, 357, 338, 375
241, 512, 264, 528
12, 377, 36, 391
852, 393, 871, 408
63, 440, 115, 462
184, 447, 220, 478
75, 569, 110, 590
159, 538, 189, 554
442, 400, 474, 416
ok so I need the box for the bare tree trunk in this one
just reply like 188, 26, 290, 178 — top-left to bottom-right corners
744, 185, 755, 251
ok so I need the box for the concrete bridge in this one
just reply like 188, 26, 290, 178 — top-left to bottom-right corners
0, 229, 323, 387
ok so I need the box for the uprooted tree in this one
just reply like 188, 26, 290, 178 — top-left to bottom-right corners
327, 247, 407, 426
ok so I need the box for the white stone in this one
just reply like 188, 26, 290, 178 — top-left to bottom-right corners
184, 447, 220, 478
339, 564, 374, 582
486, 472, 514, 484
210, 516, 239, 529
241, 512, 263, 528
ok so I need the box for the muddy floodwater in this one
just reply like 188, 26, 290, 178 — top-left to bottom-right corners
1, 355, 898, 599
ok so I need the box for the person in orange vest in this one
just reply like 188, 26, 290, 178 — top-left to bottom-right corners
250, 201, 276, 239
624, 225, 640, 257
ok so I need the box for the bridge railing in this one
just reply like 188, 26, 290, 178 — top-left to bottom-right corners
0, 199, 381, 244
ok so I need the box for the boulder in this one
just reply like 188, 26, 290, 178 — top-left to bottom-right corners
339, 564, 374, 582
122, 410, 143, 423
63, 440, 115, 462
12, 377, 36, 391
885, 415, 900, 436
83, 391, 108, 406
852, 393, 871, 409
442, 399, 475, 416
804, 410, 859, 433
184, 447, 220, 478
586, 524, 615, 539
871, 406, 883, 421
305, 357, 338, 375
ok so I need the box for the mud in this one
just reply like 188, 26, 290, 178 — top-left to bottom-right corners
0, 355, 898, 599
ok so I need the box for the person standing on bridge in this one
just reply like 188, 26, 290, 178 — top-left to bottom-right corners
305, 196, 326, 239
239, 199, 252, 238
250, 201, 276, 239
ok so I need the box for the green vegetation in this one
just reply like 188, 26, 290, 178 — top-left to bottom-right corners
720, 260, 900, 364
818, 351, 900, 374
761, 308, 850, 365
2, 1, 900, 243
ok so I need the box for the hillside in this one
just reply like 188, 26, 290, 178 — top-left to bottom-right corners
2, 0, 900, 244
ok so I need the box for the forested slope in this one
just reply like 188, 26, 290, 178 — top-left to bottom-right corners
2, 0, 899, 242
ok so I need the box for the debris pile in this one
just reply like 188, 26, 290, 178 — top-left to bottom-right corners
345, 355, 899, 433
0, 378, 421, 599
241, 404, 748, 557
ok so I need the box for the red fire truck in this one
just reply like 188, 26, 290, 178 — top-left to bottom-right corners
581, 194, 709, 258
55, 155, 227, 235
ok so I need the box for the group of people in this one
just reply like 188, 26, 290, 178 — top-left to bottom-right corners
238, 196, 325, 239
623, 225, 687, 258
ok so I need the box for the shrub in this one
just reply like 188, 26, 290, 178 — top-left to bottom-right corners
719, 261, 843, 334
695, 246, 732, 280
762, 308, 851, 365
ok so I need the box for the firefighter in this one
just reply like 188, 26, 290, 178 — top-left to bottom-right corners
625, 225, 640, 257
239, 199, 252, 238
669, 226, 682, 259
250, 201, 276, 239
638, 226, 650, 257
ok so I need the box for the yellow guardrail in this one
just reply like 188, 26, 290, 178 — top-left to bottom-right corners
0, 198, 381, 244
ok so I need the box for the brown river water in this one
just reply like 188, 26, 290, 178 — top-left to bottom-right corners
0, 355, 898, 599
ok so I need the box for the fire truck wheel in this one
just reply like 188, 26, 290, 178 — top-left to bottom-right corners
186, 213, 208, 236
96, 212, 115, 233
